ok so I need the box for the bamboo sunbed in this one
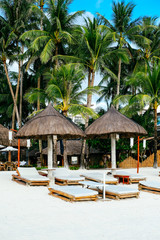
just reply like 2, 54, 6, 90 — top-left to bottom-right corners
52, 168, 85, 185
55, 175, 85, 185
48, 185, 98, 202
79, 180, 139, 200
114, 171, 146, 184
12, 167, 50, 186
81, 172, 118, 184
138, 181, 160, 194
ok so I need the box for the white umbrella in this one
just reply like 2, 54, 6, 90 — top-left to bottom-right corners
0, 145, 5, 148
0, 146, 18, 163
0, 146, 18, 152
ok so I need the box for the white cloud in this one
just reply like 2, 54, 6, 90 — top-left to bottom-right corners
96, 0, 104, 9
7, 61, 18, 72
156, 17, 160, 25
73, 11, 94, 26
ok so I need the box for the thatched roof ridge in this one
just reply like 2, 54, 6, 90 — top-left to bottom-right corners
85, 105, 147, 138
0, 124, 27, 147
17, 104, 85, 139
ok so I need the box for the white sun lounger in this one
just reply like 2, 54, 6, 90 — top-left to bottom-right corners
53, 168, 85, 185
12, 167, 50, 186
81, 172, 118, 184
114, 170, 146, 184
79, 181, 139, 200
48, 185, 98, 202
138, 181, 160, 194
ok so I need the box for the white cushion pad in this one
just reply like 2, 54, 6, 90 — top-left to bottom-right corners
49, 185, 98, 197
139, 181, 160, 189
55, 175, 85, 181
82, 173, 118, 182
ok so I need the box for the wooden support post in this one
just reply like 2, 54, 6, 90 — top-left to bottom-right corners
47, 135, 53, 181
103, 172, 105, 200
111, 134, 116, 174
63, 139, 68, 169
137, 136, 139, 173
18, 139, 20, 167
8, 151, 11, 162
53, 135, 57, 167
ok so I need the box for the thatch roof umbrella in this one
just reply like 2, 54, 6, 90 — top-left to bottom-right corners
0, 145, 5, 148
0, 146, 18, 162
0, 124, 27, 147
16, 104, 85, 179
85, 106, 147, 173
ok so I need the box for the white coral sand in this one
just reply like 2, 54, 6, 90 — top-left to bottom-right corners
0, 167, 160, 240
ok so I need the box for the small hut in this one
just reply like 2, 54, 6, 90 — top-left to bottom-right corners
85, 106, 147, 172
0, 124, 27, 147
17, 104, 85, 178
0, 124, 27, 163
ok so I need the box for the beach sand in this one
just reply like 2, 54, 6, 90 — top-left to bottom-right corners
0, 167, 160, 240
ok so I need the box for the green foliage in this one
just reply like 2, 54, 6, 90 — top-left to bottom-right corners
69, 166, 79, 170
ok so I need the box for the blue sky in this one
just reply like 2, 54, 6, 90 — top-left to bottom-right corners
69, 0, 160, 21
69, 0, 160, 109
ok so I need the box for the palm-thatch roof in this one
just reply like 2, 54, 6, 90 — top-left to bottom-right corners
0, 124, 27, 147
42, 140, 103, 155
17, 104, 85, 140
85, 106, 147, 139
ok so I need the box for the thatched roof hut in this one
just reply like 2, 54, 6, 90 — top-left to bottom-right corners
16, 104, 85, 173
0, 124, 27, 147
85, 105, 147, 138
17, 104, 85, 140
85, 106, 147, 172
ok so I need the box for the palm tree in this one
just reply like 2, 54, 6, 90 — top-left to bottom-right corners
135, 16, 160, 69
20, 0, 84, 66
114, 61, 160, 168
25, 63, 98, 167
97, 1, 146, 109
0, 0, 37, 128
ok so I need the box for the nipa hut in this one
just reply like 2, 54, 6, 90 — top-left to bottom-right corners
85, 106, 147, 172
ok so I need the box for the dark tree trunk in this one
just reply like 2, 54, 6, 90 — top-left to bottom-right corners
153, 105, 158, 168
63, 139, 69, 169
53, 136, 57, 167
3, 59, 20, 127
116, 58, 121, 110
80, 69, 95, 169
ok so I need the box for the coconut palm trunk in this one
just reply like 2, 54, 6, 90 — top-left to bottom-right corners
153, 103, 158, 168
37, 0, 45, 166
19, 46, 24, 128
62, 111, 69, 168
3, 59, 20, 128
81, 69, 95, 169
11, 59, 21, 128
116, 58, 122, 110
63, 139, 68, 168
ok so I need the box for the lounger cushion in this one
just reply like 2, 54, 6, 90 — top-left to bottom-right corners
55, 176, 85, 181
139, 181, 160, 188
80, 181, 139, 194
54, 168, 70, 176
115, 171, 146, 180
17, 167, 49, 180
21, 175, 49, 181
49, 185, 98, 197
82, 173, 118, 182
54, 168, 84, 181
17, 167, 39, 176
98, 185, 139, 194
